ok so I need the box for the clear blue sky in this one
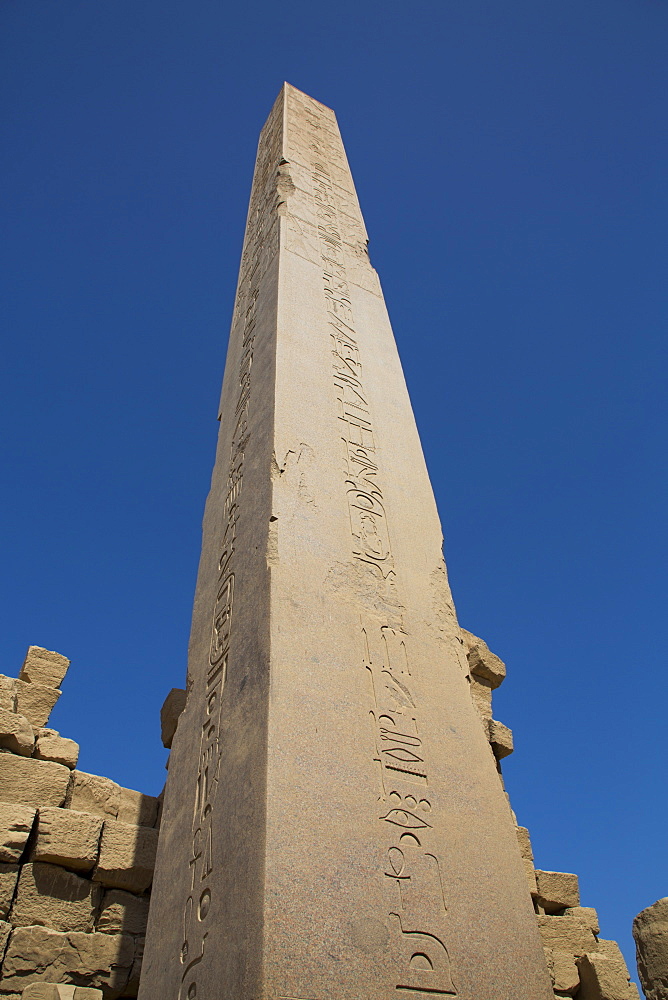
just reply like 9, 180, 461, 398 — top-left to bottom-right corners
2, 0, 666, 985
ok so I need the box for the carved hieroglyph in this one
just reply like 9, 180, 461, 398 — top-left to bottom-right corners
138, 84, 554, 1000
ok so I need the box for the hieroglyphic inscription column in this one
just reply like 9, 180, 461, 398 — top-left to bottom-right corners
139, 84, 554, 1000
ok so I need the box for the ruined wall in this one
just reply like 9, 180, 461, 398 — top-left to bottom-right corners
0, 648, 159, 999
461, 629, 640, 1000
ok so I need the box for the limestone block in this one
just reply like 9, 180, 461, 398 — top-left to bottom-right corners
0, 708, 34, 757
0, 675, 18, 712
460, 628, 506, 687
0, 925, 133, 995
96, 889, 149, 935
564, 906, 600, 935
633, 898, 668, 1000
544, 946, 580, 994
524, 857, 538, 895
0, 802, 36, 861
66, 772, 120, 820
11, 862, 102, 933
19, 986, 62, 1000
577, 950, 640, 999
33, 808, 103, 873
19, 648, 70, 689
116, 788, 158, 829
0, 917, 11, 953
34, 735, 79, 770
13, 680, 61, 731
489, 719, 514, 759
93, 821, 158, 893
34, 727, 59, 744
0, 757, 70, 809
0, 862, 19, 918
469, 676, 493, 729
516, 825, 534, 862
537, 914, 598, 956
597, 941, 632, 964
535, 870, 580, 912
160, 688, 186, 749
21, 985, 103, 998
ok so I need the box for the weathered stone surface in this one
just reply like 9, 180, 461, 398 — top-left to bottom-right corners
633, 898, 668, 1000
65, 774, 157, 831
597, 940, 633, 964
116, 788, 158, 829
11, 862, 102, 933
19, 648, 70, 689
66, 772, 120, 820
0, 863, 19, 918
139, 83, 553, 1000
0, 925, 133, 995
537, 914, 598, 955
0, 675, 18, 712
93, 821, 157, 893
21, 983, 104, 999
19, 986, 62, 1000
489, 718, 514, 758
544, 946, 580, 994
535, 870, 580, 912
96, 890, 149, 936
577, 949, 640, 999
469, 675, 493, 731
34, 735, 79, 770
159, 688, 186, 750
461, 628, 507, 687
0, 707, 34, 757
516, 825, 534, 861
523, 857, 538, 895
14, 680, 61, 730
0, 917, 11, 953
0, 802, 36, 862
564, 905, 600, 935
33, 808, 103, 873
0, 757, 70, 809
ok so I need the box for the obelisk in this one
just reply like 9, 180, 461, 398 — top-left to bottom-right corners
139, 84, 553, 1000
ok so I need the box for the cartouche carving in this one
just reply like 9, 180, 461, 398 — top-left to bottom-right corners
310, 159, 396, 580
364, 623, 457, 995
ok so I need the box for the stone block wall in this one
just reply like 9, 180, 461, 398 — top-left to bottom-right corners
0, 648, 159, 1000
462, 629, 640, 1000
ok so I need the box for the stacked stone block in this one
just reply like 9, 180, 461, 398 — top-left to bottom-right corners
0, 648, 159, 999
633, 898, 668, 1000
462, 629, 639, 1000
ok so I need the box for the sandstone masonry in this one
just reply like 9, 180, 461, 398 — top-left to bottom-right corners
0, 648, 159, 1000
633, 898, 668, 1000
